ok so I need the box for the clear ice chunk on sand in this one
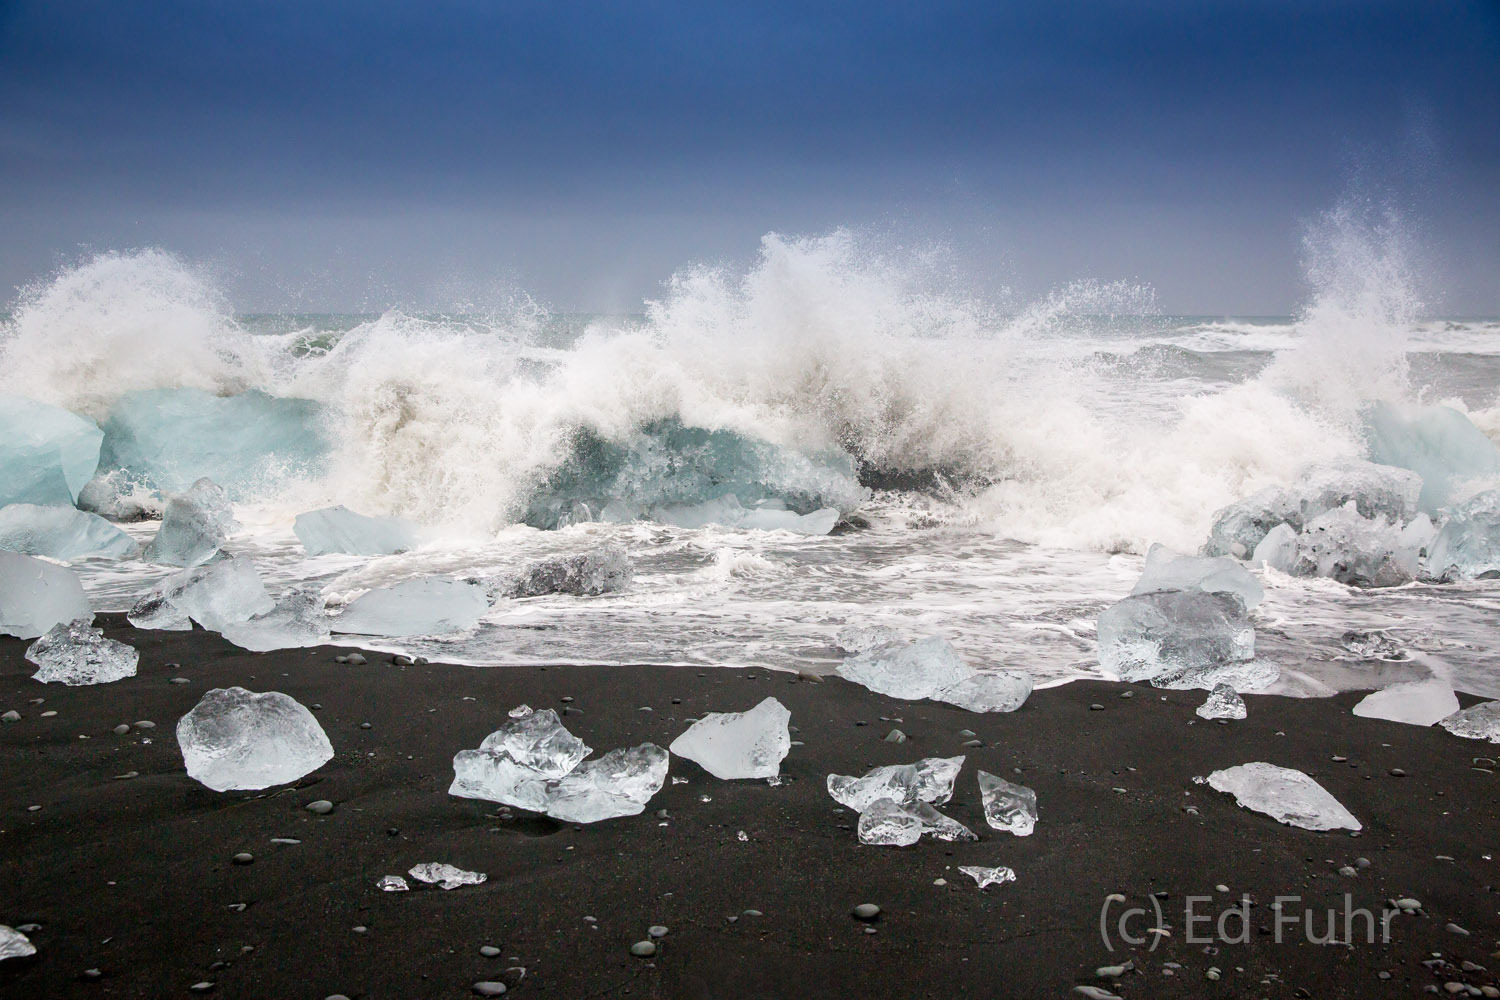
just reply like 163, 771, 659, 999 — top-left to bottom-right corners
293, 505, 419, 556
1196, 683, 1247, 720
1437, 701, 1500, 743
129, 557, 274, 632
143, 478, 237, 567
1352, 677, 1460, 727
826, 756, 965, 812
837, 636, 975, 700
449, 708, 592, 809
0, 395, 102, 508
377, 875, 409, 892
1096, 590, 1258, 689
976, 770, 1038, 836
26, 620, 138, 685
668, 697, 791, 780
176, 686, 334, 792
1132, 543, 1264, 608
1425, 489, 1500, 582
332, 577, 488, 636
541, 743, 670, 823
508, 544, 634, 597
1364, 401, 1500, 512
408, 863, 487, 890
856, 796, 977, 846
1202, 762, 1361, 831
933, 670, 1034, 713
958, 865, 1017, 889
219, 589, 330, 652
0, 924, 36, 961
0, 504, 139, 560
0, 551, 92, 639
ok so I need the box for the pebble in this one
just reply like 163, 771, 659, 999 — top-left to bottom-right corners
1206, 968, 1221, 981
40, 710, 56, 718
1119, 690, 1133, 699
629, 941, 657, 957
135, 721, 156, 729
852, 903, 880, 921
961, 738, 983, 748
359, 722, 372, 730
189, 984, 214, 993
1089, 704, 1105, 711
345, 654, 367, 666
112, 724, 130, 735
1356, 857, 1371, 868
393, 655, 415, 666
743, 909, 762, 918
351, 926, 367, 934
232, 853, 254, 865
1215, 884, 1229, 893
325, 996, 352, 1000
479, 945, 501, 957
83, 969, 101, 979
472, 982, 507, 996
1396, 898, 1422, 912
169, 677, 191, 685
2, 710, 20, 722
1339, 866, 1357, 876
884, 729, 907, 743
648, 926, 668, 938
1389, 768, 1407, 777
306, 800, 335, 815
1447, 922, 1470, 936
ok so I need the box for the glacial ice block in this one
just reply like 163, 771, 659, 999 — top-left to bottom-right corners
958, 865, 1017, 890
449, 707, 592, 809
541, 743, 670, 823
1290, 502, 1427, 588
96, 387, 330, 498
508, 544, 634, 597
0, 551, 92, 639
856, 796, 977, 846
976, 770, 1038, 836
0, 395, 103, 508
1203, 486, 1300, 558
1425, 489, 1500, 582
1437, 701, 1500, 743
332, 577, 489, 636
293, 505, 420, 557
142, 478, 237, 567
26, 620, 138, 685
1096, 590, 1258, 689
1132, 543, 1264, 608
1250, 522, 1298, 572
176, 686, 334, 791
1365, 401, 1500, 512
0, 925, 36, 961
408, 863, 487, 890
1196, 683, 1247, 720
668, 697, 791, 779
0, 504, 140, 560
219, 589, 330, 652
837, 636, 975, 701
129, 557, 274, 632
931, 671, 1034, 713
1202, 762, 1360, 831
1352, 677, 1460, 727
77, 470, 162, 522
826, 756, 965, 812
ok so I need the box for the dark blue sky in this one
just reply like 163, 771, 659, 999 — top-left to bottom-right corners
1, 1, 1496, 313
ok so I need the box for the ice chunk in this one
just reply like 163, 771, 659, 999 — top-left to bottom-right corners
129, 557, 274, 632
1352, 677, 1460, 727
541, 743, 670, 823
0, 504, 139, 560
856, 796, 977, 846
976, 769, 1037, 835
1425, 489, 1500, 582
77, 469, 162, 522
25, 620, 138, 685
1250, 522, 1298, 572
1365, 401, 1500, 512
0, 551, 92, 639
1096, 590, 1257, 689
293, 505, 420, 556
932, 671, 1034, 713
508, 544, 634, 597
1437, 701, 1500, 743
958, 865, 1017, 889
176, 686, 334, 791
219, 589, 330, 652
377, 875, 409, 892
142, 478, 237, 567
668, 697, 791, 779
0, 395, 103, 507
96, 387, 330, 497
1202, 762, 1361, 831
0, 924, 36, 961
1203, 486, 1299, 558
1292, 502, 1423, 588
1293, 459, 1424, 524
739, 506, 840, 535
449, 708, 592, 808
834, 623, 905, 653
408, 863, 487, 890
332, 577, 489, 636
650, 494, 839, 535
826, 756, 965, 812
837, 636, 975, 700
1196, 683, 1247, 720
1132, 543, 1264, 609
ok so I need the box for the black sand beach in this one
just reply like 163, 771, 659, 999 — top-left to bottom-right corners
2, 615, 1497, 999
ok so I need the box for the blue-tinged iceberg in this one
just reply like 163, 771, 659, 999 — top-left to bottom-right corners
142, 478, 237, 567
1425, 489, 1500, 582
293, 505, 420, 556
1364, 401, 1500, 512
332, 577, 489, 636
0, 504, 140, 560
96, 387, 330, 498
0, 396, 103, 507
0, 551, 93, 639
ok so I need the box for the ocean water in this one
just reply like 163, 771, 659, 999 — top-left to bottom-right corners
3, 221, 1498, 698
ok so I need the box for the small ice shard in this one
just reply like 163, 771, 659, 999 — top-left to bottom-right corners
0, 395, 103, 507
143, 478, 238, 567
1196, 683, 1247, 720
0, 924, 37, 961
1096, 590, 1258, 689
827, 756, 965, 812
1250, 522, 1299, 572
856, 796, 977, 846
837, 637, 975, 700
1203, 485, 1300, 558
668, 697, 791, 780
1352, 677, 1460, 727
129, 557, 274, 633
377, 875, 409, 892
408, 863, 487, 890
1437, 701, 1500, 743
449, 708, 592, 809
332, 577, 489, 636
1364, 401, 1500, 512
0, 551, 93, 639
177, 687, 334, 791
77, 469, 162, 522
219, 589, 331, 652
541, 743, 670, 823
1132, 543, 1264, 608
1202, 762, 1361, 831
0, 504, 140, 560
25, 620, 139, 685
834, 623, 905, 654
1292, 502, 1423, 588
976, 770, 1038, 835
508, 544, 634, 597
508, 704, 533, 718
958, 865, 1018, 890
1425, 489, 1500, 582
932, 671, 1034, 713
293, 505, 420, 556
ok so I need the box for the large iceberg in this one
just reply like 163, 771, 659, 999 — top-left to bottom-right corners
0, 396, 103, 508
976, 770, 1038, 836
142, 478, 237, 567
1096, 590, 1269, 690
508, 544, 634, 597
176, 687, 335, 791
1364, 401, 1500, 512
293, 506, 420, 556
0, 504, 139, 560
668, 697, 791, 780
26, 620, 138, 685
1425, 489, 1500, 582
128, 557, 275, 632
1352, 677, 1460, 727
219, 589, 331, 652
1202, 762, 1360, 831
1290, 502, 1430, 588
1437, 701, 1500, 743
1132, 543, 1263, 608
0, 552, 92, 639
96, 387, 330, 498
827, 756, 965, 812
332, 577, 489, 636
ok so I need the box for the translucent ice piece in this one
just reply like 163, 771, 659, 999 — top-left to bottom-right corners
1250, 522, 1298, 572
1351, 677, 1460, 727
826, 756, 965, 812
932, 670, 1034, 713
834, 623, 905, 654
0, 924, 36, 961
1203, 486, 1300, 558
508, 544, 634, 597
668, 697, 791, 780
958, 865, 1017, 889
332, 577, 489, 636
0, 395, 103, 508
1364, 401, 1500, 512
176, 686, 334, 792
377, 875, 409, 892
25, 620, 138, 685
856, 796, 976, 846
293, 505, 420, 556
1437, 701, 1500, 743
1132, 543, 1264, 609
1202, 762, 1361, 831
1195, 683, 1247, 720
129, 557, 274, 633
219, 589, 330, 652
542, 743, 670, 823
0, 551, 93, 639
1425, 489, 1500, 582
836, 636, 975, 701
142, 478, 237, 567
1096, 590, 1256, 688
448, 708, 592, 809
1292, 502, 1422, 588
408, 863, 487, 890
0, 504, 140, 560
976, 770, 1037, 836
